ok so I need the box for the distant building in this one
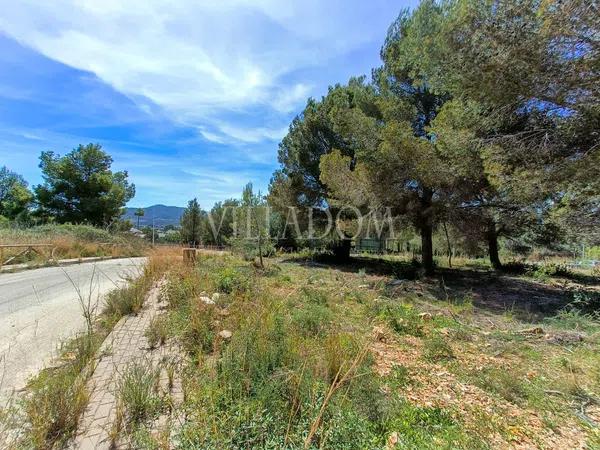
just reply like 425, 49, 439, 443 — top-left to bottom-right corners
129, 227, 146, 238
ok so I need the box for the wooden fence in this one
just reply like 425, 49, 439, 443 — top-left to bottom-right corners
0, 244, 56, 269
0, 242, 116, 269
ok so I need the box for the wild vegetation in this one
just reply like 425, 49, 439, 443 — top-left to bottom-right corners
115, 251, 600, 448
0, 224, 147, 267
0, 143, 145, 267
1, 144, 135, 227
0, 0, 598, 448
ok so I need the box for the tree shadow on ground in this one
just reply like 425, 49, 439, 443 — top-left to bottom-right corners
281, 255, 600, 322
432, 268, 581, 321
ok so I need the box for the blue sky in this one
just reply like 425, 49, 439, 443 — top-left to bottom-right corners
0, 0, 417, 208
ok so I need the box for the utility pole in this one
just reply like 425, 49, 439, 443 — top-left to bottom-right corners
152, 215, 155, 247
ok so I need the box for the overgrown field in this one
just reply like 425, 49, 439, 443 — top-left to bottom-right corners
0, 224, 147, 266
125, 253, 600, 449
3, 250, 598, 449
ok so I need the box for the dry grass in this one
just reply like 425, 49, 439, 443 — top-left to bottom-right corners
0, 224, 148, 267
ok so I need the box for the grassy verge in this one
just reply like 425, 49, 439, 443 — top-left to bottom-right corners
0, 224, 148, 267
0, 248, 178, 449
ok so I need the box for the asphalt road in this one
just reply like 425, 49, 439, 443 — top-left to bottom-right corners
0, 257, 146, 401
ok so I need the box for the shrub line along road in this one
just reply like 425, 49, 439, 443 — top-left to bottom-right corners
0, 257, 146, 401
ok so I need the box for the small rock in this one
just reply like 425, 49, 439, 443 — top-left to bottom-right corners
545, 331, 585, 345
386, 431, 399, 448
358, 284, 369, 288
372, 325, 388, 342
519, 327, 544, 335
218, 330, 233, 340
200, 296, 215, 305
418, 312, 432, 321
212, 292, 221, 301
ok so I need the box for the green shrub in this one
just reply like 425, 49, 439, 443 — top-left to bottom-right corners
183, 303, 216, 355
145, 315, 169, 349
386, 402, 465, 448
423, 334, 455, 362
471, 368, 528, 404
118, 361, 162, 424
374, 300, 425, 337
214, 266, 250, 294
386, 259, 420, 280
543, 308, 600, 333
292, 303, 333, 337
104, 278, 147, 317
16, 333, 98, 449
567, 290, 600, 318
530, 263, 572, 280
320, 407, 379, 449
163, 271, 199, 309
230, 236, 276, 262
20, 367, 88, 448
300, 286, 329, 305
388, 364, 412, 388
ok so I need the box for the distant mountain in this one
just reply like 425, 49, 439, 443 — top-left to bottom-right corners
123, 204, 185, 228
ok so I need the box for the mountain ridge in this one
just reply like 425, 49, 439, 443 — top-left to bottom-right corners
122, 204, 185, 228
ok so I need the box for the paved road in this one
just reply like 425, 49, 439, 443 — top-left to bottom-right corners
0, 257, 146, 400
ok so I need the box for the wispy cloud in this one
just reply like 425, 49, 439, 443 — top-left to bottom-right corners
0, 0, 404, 142
213, 123, 288, 144
0, 124, 272, 206
0, 0, 416, 206
272, 83, 312, 113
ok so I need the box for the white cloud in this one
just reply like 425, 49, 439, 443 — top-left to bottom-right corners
199, 129, 227, 145
198, 123, 287, 148
213, 123, 288, 144
272, 83, 312, 113
0, 0, 402, 142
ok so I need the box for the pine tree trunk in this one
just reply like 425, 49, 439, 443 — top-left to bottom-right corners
443, 221, 452, 268
258, 233, 264, 268
419, 188, 435, 275
486, 223, 502, 270
421, 223, 434, 275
